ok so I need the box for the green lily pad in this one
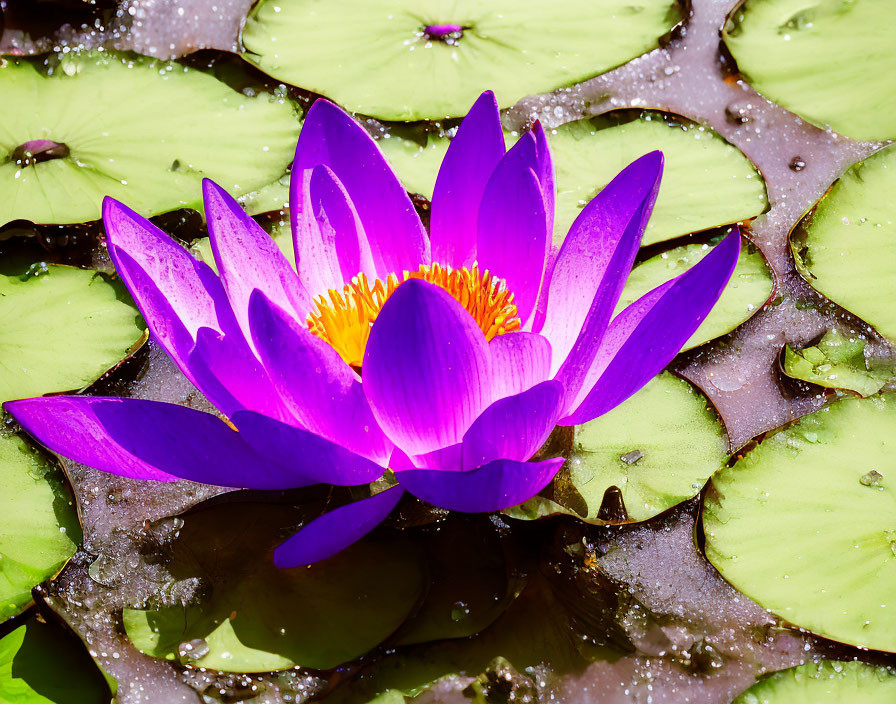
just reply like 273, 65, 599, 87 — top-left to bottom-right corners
242, 0, 682, 121
508, 373, 729, 524
0, 265, 145, 403
792, 145, 896, 341
0, 616, 110, 704
733, 661, 896, 704
703, 394, 896, 652
724, 0, 896, 140
783, 329, 892, 397
0, 51, 300, 225
616, 238, 772, 351
123, 499, 425, 672
379, 111, 768, 246
0, 434, 80, 622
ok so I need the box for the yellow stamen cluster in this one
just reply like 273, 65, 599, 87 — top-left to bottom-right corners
306, 263, 521, 368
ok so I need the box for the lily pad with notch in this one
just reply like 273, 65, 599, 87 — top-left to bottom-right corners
791, 144, 896, 341
0, 51, 300, 225
732, 660, 896, 703
0, 433, 81, 623
242, 0, 682, 121
379, 111, 768, 246
508, 373, 730, 524
703, 394, 896, 652
724, 0, 896, 140
0, 264, 145, 403
123, 497, 426, 673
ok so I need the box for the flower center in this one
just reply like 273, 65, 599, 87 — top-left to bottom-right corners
307, 264, 521, 368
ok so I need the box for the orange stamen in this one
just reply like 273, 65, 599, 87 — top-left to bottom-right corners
306, 264, 521, 367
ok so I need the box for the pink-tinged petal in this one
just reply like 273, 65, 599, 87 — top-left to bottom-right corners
103, 197, 234, 354
248, 291, 392, 464
187, 327, 286, 421
430, 91, 505, 268
531, 122, 555, 236
291, 99, 428, 280
396, 457, 565, 513
461, 380, 563, 469
203, 179, 310, 341
363, 279, 492, 456
273, 487, 404, 568
489, 332, 552, 400
562, 232, 741, 425
290, 167, 341, 296
477, 133, 550, 324
231, 411, 387, 486
5, 397, 309, 489
544, 152, 664, 408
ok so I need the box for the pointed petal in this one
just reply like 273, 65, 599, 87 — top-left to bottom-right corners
203, 179, 310, 343
489, 332, 552, 400
248, 290, 392, 464
430, 91, 505, 268
291, 99, 428, 280
531, 122, 555, 236
461, 381, 563, 469
6, 397, 308, 489
396, 457, 564, 513
563, 231, 741, 425
103, 197, 234, 363
231, 410, 387, 486
542, 152, 664, 407
476, 133, 549, 324
273, 486, 404, 568
363, 279, 492, 456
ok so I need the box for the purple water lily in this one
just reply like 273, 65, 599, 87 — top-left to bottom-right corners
6, 92, 739, 568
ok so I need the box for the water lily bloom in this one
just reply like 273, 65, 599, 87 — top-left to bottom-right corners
6, 92, 739, 568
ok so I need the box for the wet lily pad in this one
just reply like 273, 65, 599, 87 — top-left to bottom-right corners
792, 145, 896, 341
509, 373, 729, 523
704, 394, 896, 652
0, 52, 300, 225
733, 661, 896, 703
782, 329, 891, 397
616, 237, 773, 351
724, 0, 896, 140
0, 615, 110, 703
242, 0, 682, 121
0, 434, 80, 623
379, 112, 768, 245
123, 499, 425, 672
0, 265, 144, 403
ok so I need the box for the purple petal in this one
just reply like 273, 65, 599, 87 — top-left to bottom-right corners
562, 231, 741, 425
187, 327, 286, 421
531, 123, 555, 236
363, 279, 492, 456
6, 397, 309, 489
231, 411, 387, 486
476, 133, 550, 325
541, 152, 664, 408
489, 332, 552, 400
430, 91, 505, 268
461, 381, 563, 469
248, 290, 392, 464
103, 197, 236, 365
291, 99, 428, 281
203, 179, 310, 342
396, 457, 565, 513
273, 486, 404, 568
